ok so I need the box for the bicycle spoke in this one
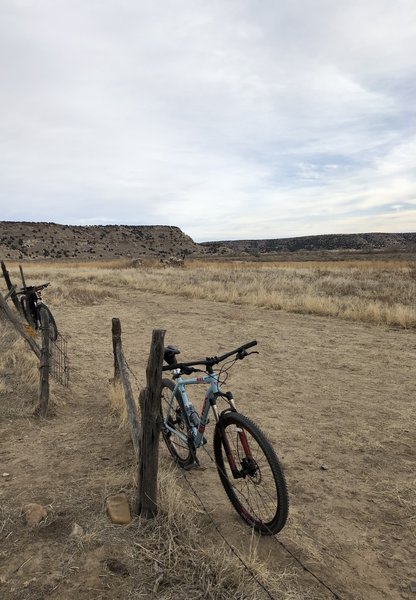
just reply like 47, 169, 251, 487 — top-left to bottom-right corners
214, 412, 288, 535
160, 379, 192, 467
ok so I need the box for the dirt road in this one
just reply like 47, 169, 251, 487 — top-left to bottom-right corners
1, 288, 415, 599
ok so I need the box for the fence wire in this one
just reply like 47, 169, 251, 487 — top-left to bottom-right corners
49, 332, 69, 387
200, 444, 344, 600
114, 342, 344, 599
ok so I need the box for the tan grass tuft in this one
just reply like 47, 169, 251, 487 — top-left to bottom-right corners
108, 381, 128, 427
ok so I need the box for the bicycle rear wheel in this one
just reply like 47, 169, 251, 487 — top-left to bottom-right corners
20, 296, 36, 329
214, 411, 288, 535
160, 379, 193, 468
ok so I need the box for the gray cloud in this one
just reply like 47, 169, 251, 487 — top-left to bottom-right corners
0, 0, 415, 240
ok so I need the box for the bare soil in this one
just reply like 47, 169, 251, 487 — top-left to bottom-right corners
1, 287, 415, 599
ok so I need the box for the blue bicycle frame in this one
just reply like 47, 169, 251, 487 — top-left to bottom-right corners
164, 369, 236, 449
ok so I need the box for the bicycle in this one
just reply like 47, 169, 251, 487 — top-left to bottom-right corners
17, 282, 58, 341
160, 340, 289, 535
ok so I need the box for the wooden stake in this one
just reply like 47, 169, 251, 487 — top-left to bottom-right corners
37, 306, 50, 417
137, 329, 165, 518
0, 291, 41, 358
111, 317, 141, 457
19, 264, 27, 289
111, 317, 121, 383
1, 260, 21, 314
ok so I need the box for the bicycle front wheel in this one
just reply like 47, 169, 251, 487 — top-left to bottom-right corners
214, 412, 288, 535
160, 378, 193, 468
39, 303, 58, 341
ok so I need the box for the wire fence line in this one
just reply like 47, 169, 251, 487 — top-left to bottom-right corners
0, 288, 69, 416
200, 444, 344, 600
114, 349, 344, 599
180, 467, 277, 600
50, 332, 70, 387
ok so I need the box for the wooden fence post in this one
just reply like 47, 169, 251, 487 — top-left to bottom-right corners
19, 264, 27, 289
112, 318, 121, 383
0, 291, 41, 358
1, 260, 21, 314
111, 318, 141, 457
37, 306, 50, 417
137, 329, 165, 518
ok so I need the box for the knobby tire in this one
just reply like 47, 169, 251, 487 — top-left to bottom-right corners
160, 378, 193, 468
214, 411, 288, 535
39, 303, 58, 341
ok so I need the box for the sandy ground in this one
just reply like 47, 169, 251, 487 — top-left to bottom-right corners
1, 288, 415, 599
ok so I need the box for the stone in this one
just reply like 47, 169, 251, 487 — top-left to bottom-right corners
409, 581, 416, 593
320, 464, 329, 470
106, 493, 132, 525
22, 503, 47, 527
2, 473, 10, 477
69, 523, 84, 537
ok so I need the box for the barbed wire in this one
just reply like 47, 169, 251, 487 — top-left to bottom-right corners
180, 467, 277, 600
120, 349, 144, 392
200, 444, 344, 600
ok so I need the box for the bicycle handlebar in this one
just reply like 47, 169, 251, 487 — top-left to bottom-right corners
162, 340, 257, 372
17, 282, 50, 295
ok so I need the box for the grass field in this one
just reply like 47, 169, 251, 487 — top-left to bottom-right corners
1, 257, 415, 599
14, 257, 416, 328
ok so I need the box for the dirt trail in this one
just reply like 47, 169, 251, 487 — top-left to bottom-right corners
1, 289, 415, 599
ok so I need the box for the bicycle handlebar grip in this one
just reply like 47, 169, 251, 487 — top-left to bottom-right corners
241, 340, 257, 351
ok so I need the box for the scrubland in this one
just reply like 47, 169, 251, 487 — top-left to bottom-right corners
1, 256, 414, 599
13, 257, 416, 328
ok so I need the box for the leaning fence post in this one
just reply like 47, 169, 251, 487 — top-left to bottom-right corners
1, 260, 21, 314
37, 305, 50, 417
111, 317, 141, 457
0, 291, 41, 358
137, 329, 165, 518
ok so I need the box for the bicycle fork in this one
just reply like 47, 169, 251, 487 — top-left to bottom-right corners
214, 397, 255, 480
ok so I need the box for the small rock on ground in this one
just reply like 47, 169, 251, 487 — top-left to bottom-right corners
106, 493, 132, 524
22, 503, 47, 527
69, 523, 84, 537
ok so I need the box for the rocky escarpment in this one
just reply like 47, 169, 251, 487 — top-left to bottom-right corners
201, 232, 416, 255
0, 222, 200, 260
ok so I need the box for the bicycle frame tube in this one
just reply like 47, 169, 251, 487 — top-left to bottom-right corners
166, 372, 221, 448
163, 370, 256, 479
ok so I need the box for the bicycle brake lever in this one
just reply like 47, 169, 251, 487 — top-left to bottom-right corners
237, 350, 259, 359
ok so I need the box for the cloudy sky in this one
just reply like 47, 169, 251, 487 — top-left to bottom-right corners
1, 0, 415, 241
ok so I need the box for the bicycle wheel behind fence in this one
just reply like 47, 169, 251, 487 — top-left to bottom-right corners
20, 296, 36, 329
39, 304, 58, 341
160, 379, 193, 468
214, 412, 288, 535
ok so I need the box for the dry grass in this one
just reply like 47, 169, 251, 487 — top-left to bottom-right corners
13, 258, 415, 327
106, 390, 303, 599
0, 321, 39, 417
138, 460, 295, 600
2, 257, 411, 598
108, 380, 129, 427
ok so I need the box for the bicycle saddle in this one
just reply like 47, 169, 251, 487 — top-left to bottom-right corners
164, 345, 180, 366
